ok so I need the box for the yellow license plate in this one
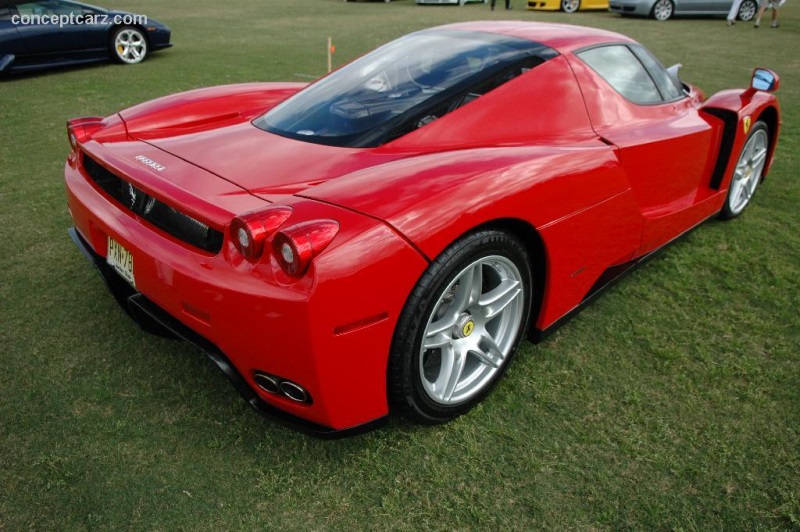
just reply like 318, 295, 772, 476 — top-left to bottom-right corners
107, 236, 136, 288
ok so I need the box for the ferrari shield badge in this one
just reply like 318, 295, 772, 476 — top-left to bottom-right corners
462, 320, 475, 337
743, 116, 752, 135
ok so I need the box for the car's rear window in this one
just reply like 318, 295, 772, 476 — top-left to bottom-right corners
254, 29, 556, 148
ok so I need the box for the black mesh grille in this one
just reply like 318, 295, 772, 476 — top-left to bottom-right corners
81, 155, 224, 254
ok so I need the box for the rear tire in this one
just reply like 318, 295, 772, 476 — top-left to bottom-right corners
388, 230, 532, 424
562, 0, 581, 12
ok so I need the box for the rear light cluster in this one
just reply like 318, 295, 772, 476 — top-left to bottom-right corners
231, 207, 292, 260
231, 206, 339, 277
67, 116, 105, 150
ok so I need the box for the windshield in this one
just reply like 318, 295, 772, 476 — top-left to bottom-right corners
254, 29, 556, 148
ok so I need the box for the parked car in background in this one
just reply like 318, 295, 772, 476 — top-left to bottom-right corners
610, 0, 758, 20
527, 0, 609, 14
0, 0, 171, 74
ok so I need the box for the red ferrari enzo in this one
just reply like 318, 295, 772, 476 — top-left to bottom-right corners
65, 22, 781, 436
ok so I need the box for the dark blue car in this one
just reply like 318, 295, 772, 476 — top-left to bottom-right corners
0, 0, 171, 74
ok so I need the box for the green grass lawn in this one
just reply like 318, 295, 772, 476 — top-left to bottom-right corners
1, 0, 799, 529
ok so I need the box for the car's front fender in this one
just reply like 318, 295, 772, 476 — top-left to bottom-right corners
701, 88, 781, 187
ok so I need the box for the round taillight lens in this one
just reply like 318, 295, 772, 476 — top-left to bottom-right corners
273, 220, 339, 277
279, 241, 295, 265
230, 206, 292, 260
237, 227, 250, 249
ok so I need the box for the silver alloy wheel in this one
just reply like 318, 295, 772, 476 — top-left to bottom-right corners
562, 0, 580, 12
114, 28, 147, 64
727, 128, 768, 216
738, 0, 757, 21
652, 0, 673, 20
419, 255, 524, 405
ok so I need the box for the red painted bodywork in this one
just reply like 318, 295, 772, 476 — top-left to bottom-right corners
64, 22, 781, 432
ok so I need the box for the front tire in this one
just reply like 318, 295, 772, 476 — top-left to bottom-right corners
388, 230, 532, 424
651, 0, 674, 20
111, 27, 148, 65
562, 0, 581, 12
719, 121, 769, 220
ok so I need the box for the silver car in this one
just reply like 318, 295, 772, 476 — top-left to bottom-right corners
609, 0, 758, 20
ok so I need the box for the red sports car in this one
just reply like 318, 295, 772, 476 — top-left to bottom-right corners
65, 22, 781, 437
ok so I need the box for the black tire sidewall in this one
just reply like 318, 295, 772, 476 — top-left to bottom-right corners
388, 230, 533, 424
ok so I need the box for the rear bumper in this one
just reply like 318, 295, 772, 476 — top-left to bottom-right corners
65, 143, 429, 434
69, 227, 387, 438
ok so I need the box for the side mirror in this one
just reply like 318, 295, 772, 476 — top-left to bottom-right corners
751, 68, 779, 92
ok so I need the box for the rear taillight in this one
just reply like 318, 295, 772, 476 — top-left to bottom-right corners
273, 220, 339, 276
66, 116, 105, 150
230, 206, 293, 260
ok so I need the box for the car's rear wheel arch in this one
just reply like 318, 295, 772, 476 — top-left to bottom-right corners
414, 218, 547, 331
475, 219, 546, 329
423, 217, 547, 330
387, 222, 541, 423
386, 219, 547, 423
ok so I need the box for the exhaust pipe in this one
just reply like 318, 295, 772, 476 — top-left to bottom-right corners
253, 371, 311, 404
280, 381, 310, 403
253, 372, 280, 394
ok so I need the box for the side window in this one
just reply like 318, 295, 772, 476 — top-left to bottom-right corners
385, 56, 544, 142
49, 0, 82, 16
630, 45, 684, 101
577, 45, 663, 105
15, 3, 49, 16
16, 1, 81, 17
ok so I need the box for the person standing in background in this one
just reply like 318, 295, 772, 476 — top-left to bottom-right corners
491, 0, 512, 9
726, 0, 744, 24
754, 0, 784, 27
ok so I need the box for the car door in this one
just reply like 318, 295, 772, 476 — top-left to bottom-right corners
0, 5, 28, 67
678, 0, 725, 14
13, 0, 108, 62
568, 44, 719, 256
670, 0, 702, 14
